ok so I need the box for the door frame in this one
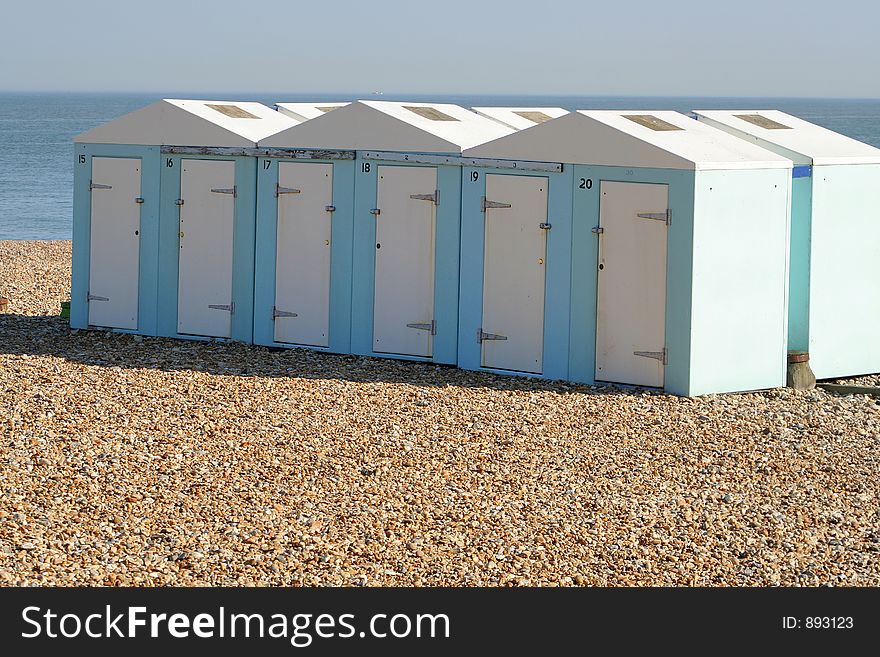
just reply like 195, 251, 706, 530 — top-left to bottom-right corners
71, 143, 161, 335
350, 155, 461, 364
253, 156, 356, 353
566, 164, 695, 394
594, 180, 669, 388
156, 153, 257, 343
457, 165, 573, 380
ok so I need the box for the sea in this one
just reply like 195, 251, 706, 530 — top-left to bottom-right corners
1, 92, 879, 240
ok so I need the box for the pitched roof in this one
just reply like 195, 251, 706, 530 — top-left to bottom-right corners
274, 102, 350, 122
464, 110, 791, 170
74, 99, 299, 147
471, 106, 569, 130
692, 110, 880, 166
259, 100, 515, 152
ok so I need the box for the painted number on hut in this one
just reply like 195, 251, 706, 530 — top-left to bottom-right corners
78, 155, 86, 164
166, 158, 174, 168
263, 160, 272, 170
470, 171, 479, 182
362, 163, 371, 173
579, 178, 593, 189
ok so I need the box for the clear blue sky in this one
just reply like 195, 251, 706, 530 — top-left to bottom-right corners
1, 0, 878, 97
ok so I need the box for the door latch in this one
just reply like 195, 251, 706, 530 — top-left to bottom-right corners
87, 293, 109, 302
208, 303, 235, 313
211, 187, 237, 197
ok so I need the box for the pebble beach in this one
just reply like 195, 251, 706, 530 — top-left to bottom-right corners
0, 240, 877, 586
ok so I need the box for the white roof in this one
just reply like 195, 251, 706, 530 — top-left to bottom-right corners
275, 102, 350, 122
472, 107, 569, 130
75, 99, 300, 147
692, 110, 880, 166
464, 110, 791, 170
260, 100, 515, 152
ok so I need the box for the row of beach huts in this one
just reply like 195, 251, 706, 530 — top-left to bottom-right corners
71, 99, 880, 396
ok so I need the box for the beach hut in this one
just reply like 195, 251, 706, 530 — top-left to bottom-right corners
259, 100, 514, 364
461, 110, 793, 396
692, 110, 880, 380
249, 110, 357, 353
472, 106, 568, 130
275, 102, 349, 122
73, 99, 297, 343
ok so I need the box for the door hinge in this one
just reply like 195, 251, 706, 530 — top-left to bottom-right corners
273, 307, 298, 319
633, 348, 667, 365
481, 197, 511, 212
211, 186, 237, 198
89, 182, 112, 191
478, 329, 508, 342
370, 208, 381, 216
406, 320, 436, 335
135, 197, 145, 204
539, 222, 552, 230
637, 209, 671, 225
591, 226, 604, 234
87, 293, 109, 302
208, 303, 235, 313
276, 184, 301, 197
410, 190, 440, 205
325, 205, 336, 213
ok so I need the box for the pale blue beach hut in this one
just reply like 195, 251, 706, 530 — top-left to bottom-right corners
693, 110, 880, 380
461, 110, 793, 396
71, 99, 297, 343
257, 100, 513, 364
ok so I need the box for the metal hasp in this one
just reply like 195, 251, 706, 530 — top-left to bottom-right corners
369, 208, 381, 216
409, 190, 440, 205
89, 182, 112, 191
633, 348, 667, 365
87, 293, 109, 302
478, 329, 508, 342
637, 209, 672, 225
135, 197, 144, 204
591, 226, 604, 234
211, 187, 237, 197
325, 205, 336, 213
175, 199, 185, 206
481, 196, 511, 212
406, 320, 436, 335
208, 303, 234, 313
538, 222, 552, 230
275, 184, 301, 197
273, 307, 298, 319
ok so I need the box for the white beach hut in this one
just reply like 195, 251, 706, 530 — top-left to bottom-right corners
692, 110, 880, 380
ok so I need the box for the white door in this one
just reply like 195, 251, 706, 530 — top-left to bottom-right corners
274, 162, 334, 346
595, 181, 668, 387
177, 159, 235, 338
481, 174, 548, 373
88, 157, 141, 329
373, 166, 437, 357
